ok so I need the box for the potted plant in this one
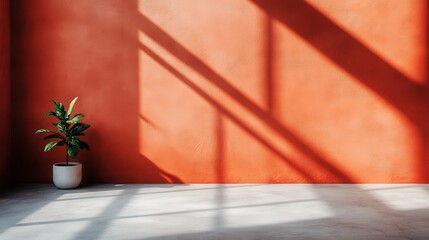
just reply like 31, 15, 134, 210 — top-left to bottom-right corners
35, 97, 90, 189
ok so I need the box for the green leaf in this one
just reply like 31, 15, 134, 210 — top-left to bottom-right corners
67, 97, 78, 118
69, 123, 90, 136
66, 113, 85, 123
52, 100, 67, 120
67, 147, 74, 158
43, 134, 65, 140
35, 129, 54, 134
56, 123, 68, 133
52, 99, 62, 109
78, 140, 90, 151
69, 137, 80, 146
45, 111, 57, 117
55, 109, 66, 120
44, 141, 59, 152
67, 145, 80, 159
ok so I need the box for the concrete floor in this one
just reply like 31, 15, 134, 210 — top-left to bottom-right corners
0, 184, 429, 240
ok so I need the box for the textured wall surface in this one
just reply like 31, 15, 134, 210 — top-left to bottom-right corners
11, 0, 429, 183
0, 0, 10, 186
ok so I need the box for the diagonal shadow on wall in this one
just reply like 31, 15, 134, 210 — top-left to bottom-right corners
251, 0, 429, 182
137, 14, 352, 182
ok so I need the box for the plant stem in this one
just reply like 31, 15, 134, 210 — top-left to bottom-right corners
66, 148, 69, 166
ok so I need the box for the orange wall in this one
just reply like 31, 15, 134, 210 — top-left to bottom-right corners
0, 0, 10, 186
11, 0, 429, 183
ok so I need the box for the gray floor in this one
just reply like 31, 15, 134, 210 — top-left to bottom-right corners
1, 184, 429, 239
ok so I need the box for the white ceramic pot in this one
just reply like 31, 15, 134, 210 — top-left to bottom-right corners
53, 162, 82, 189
